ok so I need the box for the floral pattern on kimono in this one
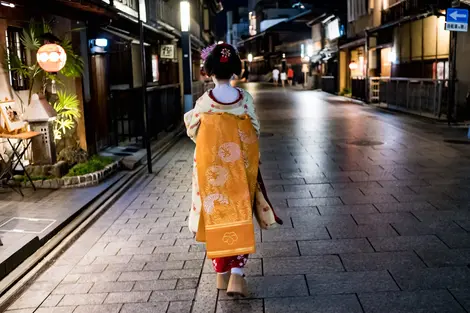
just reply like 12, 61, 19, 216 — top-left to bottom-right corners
184, 88, 260, 234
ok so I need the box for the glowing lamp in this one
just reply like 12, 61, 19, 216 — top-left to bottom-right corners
349, 61, 358, 70
180, 1, 190, 32
37, 44, 67, 73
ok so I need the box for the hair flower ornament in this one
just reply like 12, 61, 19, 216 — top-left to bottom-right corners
201, 44, 217, 61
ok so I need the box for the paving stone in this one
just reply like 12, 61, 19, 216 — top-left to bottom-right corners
143, 261, 184, 271
263, 256, 344, 275
217, 300, 263, 313
35, 308, 76, 313
298, 238, 374, 255
317, 204, 378, 215
449, 288, 470, 312
89, 282, 134, 293
391, 221, 466, 236
374, 202, 436, 212
252, 242, 300, 258
341, 194, 398, 205
341, 251, 426, 271
262, 226, 330, 242
306, 271, 399, 294
133, 279, 177, 291
41, 295, 64, 307
52, 283, 93, 294
456, 220, 470, 232
368, 235, 448, 252
176, 278, 199, 290
8, 291, 51, 309
159, 268, 201, 279
130, 254, 170, 263
358, 290, 466, 313
167, 301, 192, 313
218, 275, 308, 299
104, 262, 146, 272
149, 289, 196, 302
69, 264, 107, 274
72, 304, 122, 313
184, 259, 204, 269
413, 210, 470, 222
104, 291, 150, 304
291, 215, 357, 227
390, 267, 470, 290
168, 252, 206, 261
327, 224, 399, 239
36, 265, 74, 283
117, 247, 155, 255
72, 272, 120, 283
415, 248, 470, 267
288, 197, 343, 207
353, 212, 418, 224
118, 271, 161, 281
92, 255, 132, 265
120, 303, 169, 313
58, 294, 107, 306
438, 233, 470, 248
264, 295, 363, 313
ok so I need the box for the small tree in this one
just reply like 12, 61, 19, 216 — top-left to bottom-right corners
4, 19, 84, 149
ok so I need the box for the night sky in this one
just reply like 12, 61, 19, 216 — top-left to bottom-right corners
216, 0, 248, 39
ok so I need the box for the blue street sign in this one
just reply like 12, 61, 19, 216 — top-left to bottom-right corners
446, 8, 468, 32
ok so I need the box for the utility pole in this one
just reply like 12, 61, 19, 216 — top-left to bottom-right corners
448, 0, 460, 124
136, 0, 153, 173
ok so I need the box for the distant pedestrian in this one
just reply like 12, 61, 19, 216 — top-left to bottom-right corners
280, 71, 287, 87
272, 68, 280, 85
287, 67, 294, 86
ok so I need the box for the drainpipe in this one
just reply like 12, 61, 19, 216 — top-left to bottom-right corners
365, 30, 369, 103
448, 0, 460, 124
136, 0, 153, 174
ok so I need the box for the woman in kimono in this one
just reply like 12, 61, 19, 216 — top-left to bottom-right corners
184, 43, 260, 297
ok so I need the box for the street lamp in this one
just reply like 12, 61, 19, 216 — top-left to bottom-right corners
247, 53, 253, 62
181, 0, 193, 113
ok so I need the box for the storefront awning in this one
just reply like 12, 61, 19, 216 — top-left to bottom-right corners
102, 27, 150, 46
339, 38, 365, 50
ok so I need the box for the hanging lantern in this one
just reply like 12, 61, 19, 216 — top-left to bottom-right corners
349, 61, 358, 70
37, 44, 67, 73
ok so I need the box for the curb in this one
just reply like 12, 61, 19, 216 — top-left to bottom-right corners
0, 132, 183, 310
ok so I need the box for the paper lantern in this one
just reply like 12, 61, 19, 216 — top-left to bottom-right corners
37, 44, 67, 72
349, 61, 358, 70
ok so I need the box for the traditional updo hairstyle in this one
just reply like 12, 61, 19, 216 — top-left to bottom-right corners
203, 43, 242, 80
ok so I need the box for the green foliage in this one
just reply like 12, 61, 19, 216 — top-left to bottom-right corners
14, 175, 53, 182
3, 19, 84, 104
340, 88, 352, 96
66, 156, 114, 177
60, 38, 84, 78
53, 90, 81, 142
58, 146, 88, 165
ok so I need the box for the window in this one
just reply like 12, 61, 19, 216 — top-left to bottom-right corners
5, 27, 28, 91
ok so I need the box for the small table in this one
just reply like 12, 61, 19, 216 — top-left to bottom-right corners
0, 131, 41, 196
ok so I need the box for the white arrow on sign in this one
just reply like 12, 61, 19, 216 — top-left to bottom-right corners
450, 11, 467, 20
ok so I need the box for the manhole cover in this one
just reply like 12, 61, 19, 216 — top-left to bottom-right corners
0, 217, 56, 234
348, 140, 384, 146
444, 139, 470, 145
260, 132, 274, 138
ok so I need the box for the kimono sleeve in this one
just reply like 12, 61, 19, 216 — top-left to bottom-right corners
244, 91, 260, 137
184, 99, 204, 142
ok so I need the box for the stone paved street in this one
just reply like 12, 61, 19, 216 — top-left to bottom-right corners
5, 84, 470, 313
